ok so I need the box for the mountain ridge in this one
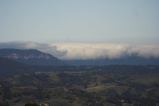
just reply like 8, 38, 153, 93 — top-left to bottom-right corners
0, 48, 64, 66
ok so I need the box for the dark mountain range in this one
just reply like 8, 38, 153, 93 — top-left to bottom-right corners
0, 48, 159, 67
0, 48, 64, 66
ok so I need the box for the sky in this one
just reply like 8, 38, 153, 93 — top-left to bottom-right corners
0, 0, 159, 44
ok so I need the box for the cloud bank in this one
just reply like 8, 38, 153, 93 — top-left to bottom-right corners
0, 42, 159, 60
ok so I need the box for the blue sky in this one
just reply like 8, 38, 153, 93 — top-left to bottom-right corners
0, 0, 159, 44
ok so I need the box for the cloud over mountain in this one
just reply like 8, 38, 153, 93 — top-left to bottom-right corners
0, 42, 66, 58
0, 42, 159, 60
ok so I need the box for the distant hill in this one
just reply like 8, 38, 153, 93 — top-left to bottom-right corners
0, 57, 60, 75
65, 55, 159, 66
0, 57, 30, 75
0, 48, 64, 66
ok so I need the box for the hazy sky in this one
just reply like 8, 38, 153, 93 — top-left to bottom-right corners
0, 0, 159, 44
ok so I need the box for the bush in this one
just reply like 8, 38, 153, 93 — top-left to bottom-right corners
25, 103, 39, 106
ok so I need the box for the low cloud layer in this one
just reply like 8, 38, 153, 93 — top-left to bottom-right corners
0, 42, 159, 60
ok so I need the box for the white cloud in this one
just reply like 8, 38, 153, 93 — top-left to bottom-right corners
0, 42, 159, 60
53, 43, 129, 59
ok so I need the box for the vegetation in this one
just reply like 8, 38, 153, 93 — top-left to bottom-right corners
0, 65, 159, 106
